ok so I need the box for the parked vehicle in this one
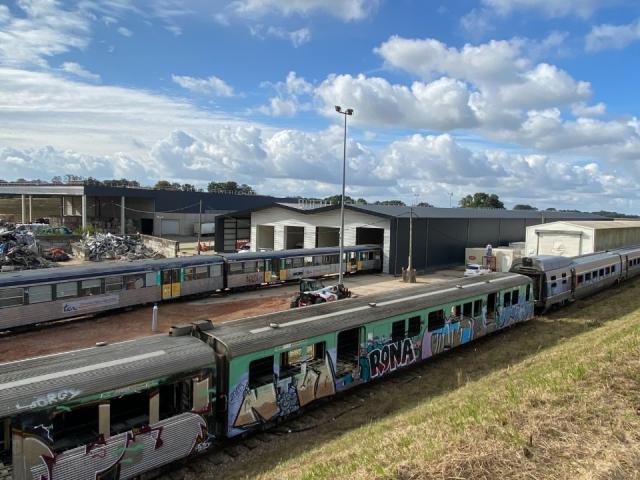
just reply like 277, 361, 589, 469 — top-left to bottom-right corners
464, 263, 491, 277
289, 278, 351, 308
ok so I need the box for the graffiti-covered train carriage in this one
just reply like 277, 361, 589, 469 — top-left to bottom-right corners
0, 245, 382, 331
0, 272, 534, 479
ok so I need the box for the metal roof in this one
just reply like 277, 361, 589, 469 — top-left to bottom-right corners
572, 251, 620, 266
222, 201, 610, 221
204, 273, 529, 359
551, 220, 640, 230
220, 244, 381, 262
0, 255, 225, 288
0, 335, 214, 418
512, 255, 575, 272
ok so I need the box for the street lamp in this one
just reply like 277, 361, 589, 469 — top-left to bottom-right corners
448, 192, 453, 208
335, 105, 353, 286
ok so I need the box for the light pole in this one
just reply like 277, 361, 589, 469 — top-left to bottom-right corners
335, 105, 353, 286
449, 192, 453, 208
406, 194, 418, 283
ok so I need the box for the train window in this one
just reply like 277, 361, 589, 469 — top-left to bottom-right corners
463, 302, 472, 316
105, 276, 123, 292
629, 260, 633, 267
229, 262, 243, 273
110, 391, 149, 436
585, 272, 591, 281
159, 380, 191, 420
577, 275, 583, 285
80, 279, 102, 296
28, 284, 52, 304
473, 299, 482, 316
450, 305, 461, 319
408, 316, 421, 337
304, 256, 313, 266
562, 279, 567, 285
305, 341, 326, 367
427, 310, 445, 331
551, 282, 557, 288
512, 289, 519, 305
243, 261, 257, 273
503, 291, 511, 307
599, 268, 604, 277
125, 274, 145, 290
605, 267, 610, 275
526, 284, 531, 301
550, 275, 556, 281
249, 355, 274, 389
336, 328, 360, 375
391, 320, 406, 343
0, 287, 24, 308
210, 264, 223, 277
184, 267, 196, 281
592, 270, 598, 279
292, 257, 304, 268
56, 281, 78, 299
280, 349, 303, 378
52, 404, 99, 453
196, 266, 208, 279
612, 265, 616, 273
313, 256, 323, 266
145, 272, 157, 287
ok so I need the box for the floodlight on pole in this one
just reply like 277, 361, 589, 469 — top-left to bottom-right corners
335, 105, 353, 286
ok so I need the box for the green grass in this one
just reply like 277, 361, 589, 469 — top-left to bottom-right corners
214, 280, 640, 480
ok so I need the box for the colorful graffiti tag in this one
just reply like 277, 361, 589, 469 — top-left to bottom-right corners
367, 338, 416, 379
25, 413, 208, 480
230, 352, 336, 434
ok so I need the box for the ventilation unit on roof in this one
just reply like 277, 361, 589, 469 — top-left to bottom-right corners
170, 324, 193, 336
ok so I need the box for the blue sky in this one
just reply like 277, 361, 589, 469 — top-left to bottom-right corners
1, 0, 640, 212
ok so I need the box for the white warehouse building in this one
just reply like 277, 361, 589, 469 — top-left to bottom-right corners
525, 220, 640, 257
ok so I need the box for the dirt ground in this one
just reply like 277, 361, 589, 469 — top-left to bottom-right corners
0, 270, 462, 363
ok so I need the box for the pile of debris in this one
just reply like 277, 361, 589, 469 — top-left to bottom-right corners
79, 233, 164, 261
0, 229, 55, 271
42, 247, 70, 262
0, 219, 15, 234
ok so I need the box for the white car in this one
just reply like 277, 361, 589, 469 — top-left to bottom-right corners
464, 263, 491, 277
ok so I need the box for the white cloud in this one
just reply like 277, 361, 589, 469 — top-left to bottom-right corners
315, 74, 478, 130
571, 101, 606, 117
61, 61, 101, 82
171, 74, 234, 97
258, 71, 313, 116
249, 25, 311, 47
227, 0, 378, 21
0, 67, 241, 155
0, 0, 91, 67
117, 26, 133, 37
481, 0, 607, 19
585, 19, 640, 52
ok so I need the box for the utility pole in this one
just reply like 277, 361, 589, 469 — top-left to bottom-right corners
335, 105, 353, 286
197, 199, 202, 255
405, 194, 418, 283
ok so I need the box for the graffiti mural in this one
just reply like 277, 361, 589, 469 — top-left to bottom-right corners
367, 337, 417, 379
496, 301, 534, 329
26, 412, 209, 480
229, 352, 336, 435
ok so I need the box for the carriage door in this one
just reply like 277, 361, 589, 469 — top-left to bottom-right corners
161, 268, 181, 299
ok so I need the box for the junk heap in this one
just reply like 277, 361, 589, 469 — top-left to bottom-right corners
79, 233, 164, 261
0, 229, 55, 270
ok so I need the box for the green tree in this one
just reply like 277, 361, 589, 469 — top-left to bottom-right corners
459, 192, 505, 209
374, 200, 406, 206
154, 180, 176, 190
416, 201, 433, 207
513, 204, 536, 210
323, 195, 355, 205
208, 181, 255, 194
181, 183, 197, 192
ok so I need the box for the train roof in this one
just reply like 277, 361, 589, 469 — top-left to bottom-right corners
514, 255, 575, 271
571, 251, 619, 265
0, 335, 214, 418
203, 273, 529, 359
0, 255, 225, 288
221, 244, 381, 262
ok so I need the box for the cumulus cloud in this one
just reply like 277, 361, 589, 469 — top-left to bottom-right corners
585, 19, 640, 52
258, 71, 313, 116
249, 25, 311, 47
571, 101, 606, 117
61, 62, 101, 82
171, 74, 234, 97
117, 26, 133, 37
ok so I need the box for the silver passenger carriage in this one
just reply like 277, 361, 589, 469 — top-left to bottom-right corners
0, 256, 225, 330
510, 255, 575, 310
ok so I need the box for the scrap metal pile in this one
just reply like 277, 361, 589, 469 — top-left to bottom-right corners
0, 229, 55, 270
80, 233, 164, 261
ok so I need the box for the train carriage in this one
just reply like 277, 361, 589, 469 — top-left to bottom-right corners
0, 256, 226, 330
616, 245, 640, 280
0, 335, 217, 480
197, 272, 533, 438
572, 252, 622, 300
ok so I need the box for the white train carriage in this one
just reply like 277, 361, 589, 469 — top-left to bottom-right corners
573, 251, 622, 299
0, 256, 225, 330
617, 245, 640, 280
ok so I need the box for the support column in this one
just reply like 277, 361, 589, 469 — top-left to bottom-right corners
81, 195, 87, 231
120, 196, 125, 235
28, 195, 32, 223
60, 195, 65, 225
21, 194, 26, 223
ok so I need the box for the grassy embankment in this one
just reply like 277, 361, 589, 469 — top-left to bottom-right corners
224, 280, 640, 480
